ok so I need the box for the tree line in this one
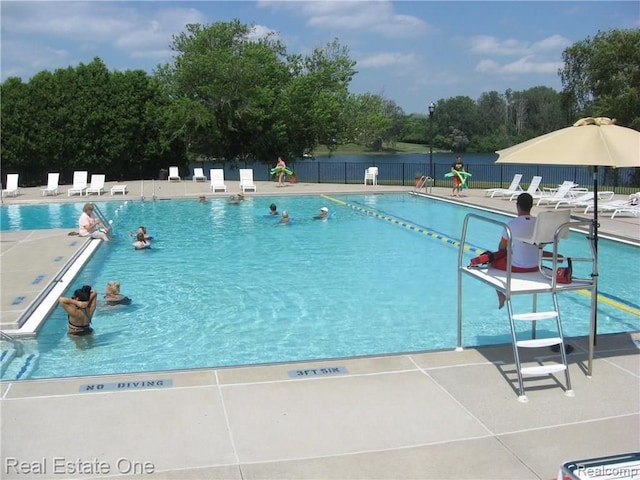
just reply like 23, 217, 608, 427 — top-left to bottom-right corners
1, 22, 638, 186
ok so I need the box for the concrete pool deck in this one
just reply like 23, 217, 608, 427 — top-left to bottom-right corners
1, 179, 639, 479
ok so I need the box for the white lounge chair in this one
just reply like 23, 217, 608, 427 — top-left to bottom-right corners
40, 173, 60, 196
535, 181, 575, 206
2, 174, 21, 197
210, 169, 227, 192
192, 167, 207, 182
364, 167, 378, 186
611, 205, 640, 219
508, 176, 542, 201
239, 169, 257, 192
85, 174, 106, 196
67, 171, 88, 196
583, 198, 634, 214
168, 166, 181, 182
553, 191, 614, 210
485, 174, 523, 198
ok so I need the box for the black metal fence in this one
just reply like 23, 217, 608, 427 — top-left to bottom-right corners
196, 161, 639, 194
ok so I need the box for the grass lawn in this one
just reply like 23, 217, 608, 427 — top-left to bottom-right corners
312, 142, 430, 156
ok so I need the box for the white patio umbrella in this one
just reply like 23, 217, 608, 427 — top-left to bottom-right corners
495, 117, 640, 376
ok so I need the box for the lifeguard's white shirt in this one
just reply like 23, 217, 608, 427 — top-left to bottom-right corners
502, 215, 539, 268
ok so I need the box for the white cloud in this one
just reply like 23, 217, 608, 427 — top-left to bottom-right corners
2, 2, 205, 63
475, 56, 563, 75
248, 24, 279, 41
258, 0, 428, 38
467, 34, 570, 56
357, 52, 418, 68
475, 59, 500, 73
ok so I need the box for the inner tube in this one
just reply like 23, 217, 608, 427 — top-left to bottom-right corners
270, 166, 294, 176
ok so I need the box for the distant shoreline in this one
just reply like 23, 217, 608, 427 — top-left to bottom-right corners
312, 142, 447, 156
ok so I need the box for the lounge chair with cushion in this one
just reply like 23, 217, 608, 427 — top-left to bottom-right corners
192, 168, 207, 182
2, 174, 21, 197
168, 166, 181, 182
85, 174, 106, 196
485, 174, 523, 198
239, 169, 257, 192
67, 171, 88, 196
210, 169, 227, 192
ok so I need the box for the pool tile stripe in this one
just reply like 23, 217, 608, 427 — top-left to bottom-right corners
322, 195, 485, 255
11, 296, 25, 305
32, 274, 45, 285
54, 256, 64, 262
576, 290, 640, 317
322, 194, 640, 318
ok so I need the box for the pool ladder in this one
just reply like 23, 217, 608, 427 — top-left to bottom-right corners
90, 204, 113, 237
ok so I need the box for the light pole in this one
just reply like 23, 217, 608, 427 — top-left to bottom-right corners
428, 102, 435, 180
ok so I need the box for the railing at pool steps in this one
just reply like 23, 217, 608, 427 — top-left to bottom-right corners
0, 331, 38, 380
90, 204, 114, 237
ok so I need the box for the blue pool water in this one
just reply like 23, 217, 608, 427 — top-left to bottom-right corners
2, 194, 639, 380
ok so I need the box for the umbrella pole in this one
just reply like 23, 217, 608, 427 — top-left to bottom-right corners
588, 166, 599, 377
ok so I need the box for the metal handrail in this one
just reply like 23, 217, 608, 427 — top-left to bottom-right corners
90, 203, 113, 237
1, 331, 24, 355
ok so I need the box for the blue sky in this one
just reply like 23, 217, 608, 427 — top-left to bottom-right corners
1, 1, 638, 114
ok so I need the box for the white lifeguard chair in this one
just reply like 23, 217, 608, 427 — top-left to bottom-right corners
457, 210, 596, 402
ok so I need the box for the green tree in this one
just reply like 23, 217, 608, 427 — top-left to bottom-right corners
432, 96, 477, 152
157, 21, 356, 163
559, 28, 640, 128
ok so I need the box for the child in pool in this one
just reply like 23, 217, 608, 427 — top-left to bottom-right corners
105, 281, 132, 306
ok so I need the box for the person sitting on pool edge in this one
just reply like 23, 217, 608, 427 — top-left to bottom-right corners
78, 203, 110, 241
133, 232, 151, 250
59, 285, 97, 336
313, 207, 329, 220
104, 281, 132, 306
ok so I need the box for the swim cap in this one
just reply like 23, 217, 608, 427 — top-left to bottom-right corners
321, 207, 328, 212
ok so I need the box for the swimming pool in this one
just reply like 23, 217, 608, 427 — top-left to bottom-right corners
2, 194, 639, 380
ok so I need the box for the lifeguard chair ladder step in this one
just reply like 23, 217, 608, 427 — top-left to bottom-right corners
507, 290, 572, 402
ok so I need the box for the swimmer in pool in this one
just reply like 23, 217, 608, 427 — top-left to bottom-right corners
104, 281, 132, 306
133, 232, 151, 250
313, 207, 329, 220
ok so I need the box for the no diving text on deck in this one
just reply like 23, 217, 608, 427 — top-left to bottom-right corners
80, 379, 172, 392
